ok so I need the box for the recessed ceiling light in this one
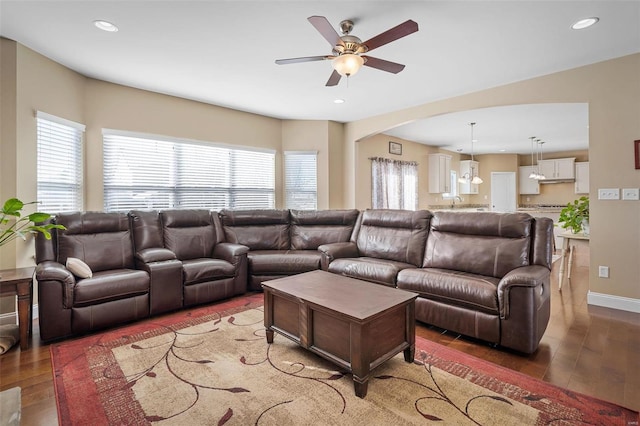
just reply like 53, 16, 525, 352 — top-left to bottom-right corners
499, 149, 506, 152
94, 20, 118, 32
571, 17, 599, 30
334, 99, 345, 104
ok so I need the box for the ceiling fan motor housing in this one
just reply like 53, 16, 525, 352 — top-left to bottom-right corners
333, 35, 368, 57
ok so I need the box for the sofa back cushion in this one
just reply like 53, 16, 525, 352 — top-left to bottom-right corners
160, 210, 217, 260
56, 212, 134, 272
290, 209, 360, 250
355, 209, 431, 266
129, 210, 164, 252
219, 209, 290, 250
424, 211, 532, 278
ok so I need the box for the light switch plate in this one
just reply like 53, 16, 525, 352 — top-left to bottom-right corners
622, 188, 639, 200
598, 266, 609, 278
598, 188, 620, 200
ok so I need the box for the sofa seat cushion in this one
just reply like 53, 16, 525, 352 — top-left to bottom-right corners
249, 250, 321, 274
182, 258, 236, 285
397, 268, 500, 315
328, 257, 416, 286
73, 269, 149, 307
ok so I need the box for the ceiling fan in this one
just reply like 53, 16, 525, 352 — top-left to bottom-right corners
275, 16, 419, 86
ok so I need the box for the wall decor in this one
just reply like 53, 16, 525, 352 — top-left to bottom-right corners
635, 140, 640, 169
389, 141, 402, 155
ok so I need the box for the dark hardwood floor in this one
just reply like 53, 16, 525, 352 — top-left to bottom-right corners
1, 244, 638, 425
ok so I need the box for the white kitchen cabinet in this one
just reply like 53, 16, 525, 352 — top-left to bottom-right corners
519, 166, 540, 194
538, 158, 575, 180
428, 153, 452, 193
575, 162, 589, 194
459, 160, 479, 194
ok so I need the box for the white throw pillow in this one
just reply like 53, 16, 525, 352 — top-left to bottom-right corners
66, 257, 93, 279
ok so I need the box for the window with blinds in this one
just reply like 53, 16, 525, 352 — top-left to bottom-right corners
36, 112, 85, 213
284, 151, 317, 210
103, 131, 275, 211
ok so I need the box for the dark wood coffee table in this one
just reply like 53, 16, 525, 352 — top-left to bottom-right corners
262, 270, 417, 398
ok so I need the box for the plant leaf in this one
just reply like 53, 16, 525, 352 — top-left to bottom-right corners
2, 198, 23, 214
28, 212, 51, 222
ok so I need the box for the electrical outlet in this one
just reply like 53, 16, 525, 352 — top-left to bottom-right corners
598, 188, 620, 200
598, 266, 609, 278
622, 188, 639, 200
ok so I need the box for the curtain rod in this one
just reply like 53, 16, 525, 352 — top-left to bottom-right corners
369, 156, 418, 166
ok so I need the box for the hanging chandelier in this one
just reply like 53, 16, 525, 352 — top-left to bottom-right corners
458, 122, 483, 185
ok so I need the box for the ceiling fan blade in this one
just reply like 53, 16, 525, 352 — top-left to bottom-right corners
326, 70, 341, 87
363, 20, 418, 52
308, 16, 343, 47
362, 56, 405, 74
275, 56, 329, 65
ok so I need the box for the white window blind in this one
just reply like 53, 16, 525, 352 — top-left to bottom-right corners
103, 131, 275, 211
36, 112, 85, 213
284, 151, 317, 210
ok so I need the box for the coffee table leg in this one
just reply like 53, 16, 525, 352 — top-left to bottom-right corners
265, 328, 274, 343
404, 344, 415, 363
353, 379, 368, 398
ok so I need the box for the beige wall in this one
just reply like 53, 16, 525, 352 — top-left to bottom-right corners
327, 121, 345, 209
345, 53, 640, 302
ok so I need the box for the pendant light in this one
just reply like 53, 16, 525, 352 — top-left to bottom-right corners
536, 139, 547, 180
528, 136, 539, 179
469, 122, 483, 184
536, 140, 546, 180
457, 122, 483, 185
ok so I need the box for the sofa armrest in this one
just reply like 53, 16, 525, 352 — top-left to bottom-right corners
318, 242, 359, 270
497, 265, 550, 320
135, 248, 177, 264
35, 261, 76, 309
213, 242, 250, 264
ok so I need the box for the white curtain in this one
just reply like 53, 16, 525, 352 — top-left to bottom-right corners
371, 157, 418, 210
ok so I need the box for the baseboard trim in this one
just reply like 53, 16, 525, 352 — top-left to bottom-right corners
587, 291, 640, 314
0, 304, 39, 325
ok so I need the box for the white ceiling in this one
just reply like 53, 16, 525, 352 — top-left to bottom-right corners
1, 1, 638, 154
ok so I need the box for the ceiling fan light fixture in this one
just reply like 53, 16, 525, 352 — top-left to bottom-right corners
332, 54, 364, 77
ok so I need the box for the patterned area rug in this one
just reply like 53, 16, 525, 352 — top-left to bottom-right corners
51, 294, 638, 425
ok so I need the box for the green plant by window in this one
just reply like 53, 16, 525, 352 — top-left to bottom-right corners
0, 198, 65, 247
558, 196, 589, 234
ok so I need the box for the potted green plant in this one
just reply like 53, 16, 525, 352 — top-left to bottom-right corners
558, 196, 589, 234
0, 198, 64, 247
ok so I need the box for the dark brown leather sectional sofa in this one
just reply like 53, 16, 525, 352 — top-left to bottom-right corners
35, 208, 553, 354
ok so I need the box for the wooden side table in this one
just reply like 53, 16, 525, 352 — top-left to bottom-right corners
0, 267, 35, 350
